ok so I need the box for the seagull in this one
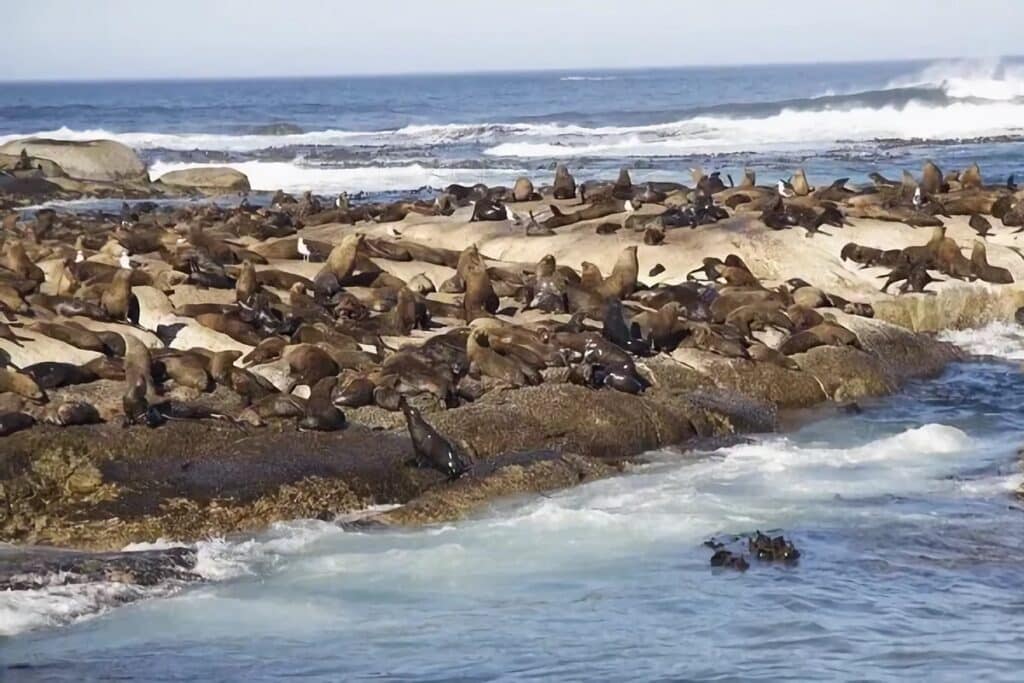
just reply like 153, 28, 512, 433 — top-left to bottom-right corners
297, 236, 311, 262
118, 248, 131, 270
777, 180, 794, 198
913, 186, 923, 210
624, 199, 636, 213
74, 249, 85, 264
505, 205, 521, 222
336, 192, 349, 210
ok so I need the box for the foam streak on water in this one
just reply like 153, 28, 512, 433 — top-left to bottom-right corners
5, 336, 1024, 679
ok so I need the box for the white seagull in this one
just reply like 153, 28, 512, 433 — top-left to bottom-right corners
118, 248, 131, 270
913, 186, 923, 210
297, 236, 311, 262
74, 249, 85, 264
777, 180, 794, 198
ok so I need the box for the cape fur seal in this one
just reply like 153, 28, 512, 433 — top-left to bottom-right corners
400, 396, 472, 479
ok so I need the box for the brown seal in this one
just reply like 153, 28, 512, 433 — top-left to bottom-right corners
466, 327, 536, 386
970, 241, 1013, 284
512, 176, 538, 202
921, 161, 945, 195
284, 343, 339, 386
28, 321, 107, 354
320, 234, 364, 282
154, 352, 212, 392
553, 164, 577, 200
0, 367, 46, 402
960, 163, 982, 190
236, 259, 258, 302
101, 268, 135, 322
461, 249, 499, 321
122, 333, 155, 425
597, 246, 638, 299
778, 320, 862, 355
194, 313, 264, 346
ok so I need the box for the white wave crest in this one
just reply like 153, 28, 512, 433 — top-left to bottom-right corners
889, 58, 1024, 101
6, 81, 1024, 164
939, 321, 1024, 360
148, 159, 528, 193
484, 100, 1024, 158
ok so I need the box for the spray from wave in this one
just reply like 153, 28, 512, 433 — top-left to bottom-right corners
887, 57, 1024, 101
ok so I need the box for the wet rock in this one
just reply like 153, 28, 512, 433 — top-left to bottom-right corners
0, 545, 199, 591
709, 549, 749, 571
748, 530, 801, 563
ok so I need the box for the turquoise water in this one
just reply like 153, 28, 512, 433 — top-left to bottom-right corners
5, 326, 1024, 680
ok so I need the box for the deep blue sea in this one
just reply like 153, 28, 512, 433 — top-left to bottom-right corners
2, 58, 1024, 196
5, 60, 1024, 680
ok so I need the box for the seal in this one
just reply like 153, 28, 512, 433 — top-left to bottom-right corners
512, 176, 539, 202
236, 259, 258, 302
25, 323, 105, 356
552, 164, 576, 200
597, 246, 639, 299
122, 334, 155, 426
101, 267, 136, 323
320, 234, 364, 282
469, 198, 508, 222
778, 320, 862, 355
0, 367, 46, 402
461, 248, 499, 321
0, 411, 35, 437
40, 401, 102, 427
467, 327, 538, 387
968, 213, 993, 238
0, 322, 30, 347
284, 343, 339, 387
21, 361, 99, 389
970, 240, 1013, 284
299, 376, 346, 431
399, 395, 472, 479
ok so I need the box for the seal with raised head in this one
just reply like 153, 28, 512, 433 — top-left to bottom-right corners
399, 396, 472, 479
552, 164, 576, 200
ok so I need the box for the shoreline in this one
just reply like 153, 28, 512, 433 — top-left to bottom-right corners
1, 137, 1019, 578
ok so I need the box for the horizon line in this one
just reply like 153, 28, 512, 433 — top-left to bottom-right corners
2, 53, 1019, 86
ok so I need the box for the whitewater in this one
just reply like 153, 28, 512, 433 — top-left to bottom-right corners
3, 58, 1024, 195
5, 323, 1024, 680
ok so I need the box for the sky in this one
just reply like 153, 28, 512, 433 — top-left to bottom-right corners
2, 0, 1022, 81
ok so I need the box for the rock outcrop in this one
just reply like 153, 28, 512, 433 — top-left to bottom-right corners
0, 138, 147, 183
156, 167, 251, 193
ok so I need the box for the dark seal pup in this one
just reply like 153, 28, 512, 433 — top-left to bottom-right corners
399, 397, 472, 479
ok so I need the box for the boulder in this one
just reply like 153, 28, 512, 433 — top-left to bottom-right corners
0, 138, 147, 183
0, 152, 66, 178
156, 167, 251, 193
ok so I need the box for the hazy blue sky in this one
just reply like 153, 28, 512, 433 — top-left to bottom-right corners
3, 0, 1021, 80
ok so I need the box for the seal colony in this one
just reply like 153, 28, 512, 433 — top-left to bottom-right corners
5, 142, 1020, 553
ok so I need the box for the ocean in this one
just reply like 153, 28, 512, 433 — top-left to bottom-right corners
2, 58, 1024, 196
5, 59, 1024, 680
